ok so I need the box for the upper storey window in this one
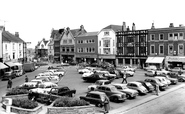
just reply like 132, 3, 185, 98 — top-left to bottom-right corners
150, 34, 155, 41
159, 34, 164, 40
104, 31, 109, 36
103, 40, 110, 47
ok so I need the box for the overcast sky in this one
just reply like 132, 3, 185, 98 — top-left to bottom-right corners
0, 0, 185, 48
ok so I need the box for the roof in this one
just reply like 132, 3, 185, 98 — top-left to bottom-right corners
149, 26, 185, 31
48, 40, 54, 46
89, 91, 106, 95
50, 30, 58, 38
43, 40, 49, 45
128, 81, 142, 85
70, 29, 87, 37
111, 83, 127, 86
77, 32, 98, 37
2, 31, 24, 43
103, 25, 122, 32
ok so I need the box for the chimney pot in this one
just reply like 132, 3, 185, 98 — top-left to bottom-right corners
132, 23, 136, 31
169, 23, 174, 27
179, 24, 183, 27
122, 22, 126, 31
15, 32, 19, 37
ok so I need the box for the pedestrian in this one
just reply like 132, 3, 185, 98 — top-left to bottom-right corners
103, 96, 110, 113
25, 75, 29, 82
7, 78, 12, 89
154, 84, 160, 96
121, 71, 127, 84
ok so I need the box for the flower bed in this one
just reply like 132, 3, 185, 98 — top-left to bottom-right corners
47, 97, 96, 114
11, 98, 42, 114
2, 94, 28, 103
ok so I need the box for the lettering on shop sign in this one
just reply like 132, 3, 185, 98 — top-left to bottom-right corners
166, 56, 185, 62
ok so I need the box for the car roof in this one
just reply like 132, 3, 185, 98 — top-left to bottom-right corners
99, 85, 115, 88
96, 80, 110, 82
111, 83, 127, 86
145, 77, 158, 81
89, 91, 106, 95
128, 81, 141, 85
155, 76, 165, 79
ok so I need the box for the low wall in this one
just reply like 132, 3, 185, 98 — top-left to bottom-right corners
1, 94, 28, 102
11, 105, 42, 114
47, 105, 96, 114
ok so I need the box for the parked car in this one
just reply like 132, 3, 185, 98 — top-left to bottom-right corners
96, 70, 117, 80
126, 82, 148, 95
117, 68, 134, 77
167, 72, 185, 82
88, 80, 112, 91
144, 78, 168, 91
158, 75, 178, 85
35, 76, 59, 84
47, 69, 65, 77
136, 81, 154, 92
122, 66, 136, 72
1, 71, 16, 80
29, 82, 58, 94
169, 67, 181, 72
156, 69, 170, 75
111, 83, 138, 99
78, 68, 91, 74
155, 76, 171, 86
82, 71, 94, 78
16, 82, 40, 90
96, 85, 127, 102
145, 70, 156, 77
80, 91, 109, 107
82, 73, 107, 82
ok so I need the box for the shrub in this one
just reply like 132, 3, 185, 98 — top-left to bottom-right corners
6, 88, 29, 96
12, 98, 38, 109
53, 96, 89, 107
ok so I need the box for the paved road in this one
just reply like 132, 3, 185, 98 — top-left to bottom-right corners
123, 87, 185, 114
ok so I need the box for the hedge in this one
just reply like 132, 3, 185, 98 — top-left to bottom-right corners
6, 88, 29, 96
12, 98, 38, 109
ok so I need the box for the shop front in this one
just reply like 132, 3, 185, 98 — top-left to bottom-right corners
145, 57, 164, 69
76, 55, 98, 64
165, 56, 185, 70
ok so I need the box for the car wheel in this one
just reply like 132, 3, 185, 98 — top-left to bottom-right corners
113, 97, 118, 102
126, 94, 130, 99
59, 74, 62, 78
91, 88, 95, 91
96, 103, 102, 107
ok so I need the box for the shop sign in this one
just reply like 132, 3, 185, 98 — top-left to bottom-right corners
166, 56, 185, 62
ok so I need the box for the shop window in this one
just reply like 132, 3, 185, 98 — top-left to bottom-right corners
178, 44, 184, 54
150, 34, 155, 41
168, 44, 173, 54
150, 45, 155, 54
159, 45, 164, 54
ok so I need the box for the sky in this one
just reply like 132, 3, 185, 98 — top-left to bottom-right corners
0, 0, 185, 48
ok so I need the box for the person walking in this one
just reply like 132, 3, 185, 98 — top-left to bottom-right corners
7, 78, 12, 89
154, 83, 160, 96
25, 75, 29, 82
121, 71, 127, 84
104, 96, 110, 113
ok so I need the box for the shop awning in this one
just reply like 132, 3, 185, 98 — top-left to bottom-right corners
5, 62, 16, 67
146, 57, 164, 64
0, 62, 8, 69
14, 62, 23, 66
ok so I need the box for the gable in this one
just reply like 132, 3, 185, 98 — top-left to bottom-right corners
60, 31, 75, 45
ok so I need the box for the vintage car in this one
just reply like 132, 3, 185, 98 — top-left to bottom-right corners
122, 66, 136, 72
29, 82, 58, 94
169, 67, 181, 72
136, 81, 154, 92
145, 70, 157, 77
144, 78, 168, 91
82, 71, 94, 78
167, 72, 185, 82
95, 70, 117, 80
158, 75, 178, 85
143, 65, 157, 71
96, 85, 127, 102
16, 82, 40, 90
88, 80, 112, 91
47, 69, 65, 77
156, 69, 170, 75
80, 91, 109, 107
1, 71, 16, 80
82, 73, 107, 82
111, 83, 138, 99
126, 82, 148, 95
35, 76, 59, 84
78, 68, 91, 74
155, 76, 171, 86
116, 68, 134, 77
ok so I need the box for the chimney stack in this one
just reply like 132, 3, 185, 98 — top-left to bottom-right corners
179, 24, 183, 27
127, 26, 130, 31
15, 32, 19, 37
132, 23, 136, 31
122, 22, 126, 31
169, 23, 174, 27
151, 23, 155, 29
80, 25, 84, 31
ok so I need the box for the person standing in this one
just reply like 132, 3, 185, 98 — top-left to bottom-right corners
25, 75, 29, 82
121, 71, 127, 84
104, 96, 110, 113
7, 78, 12, 89
154, 83, 159, 96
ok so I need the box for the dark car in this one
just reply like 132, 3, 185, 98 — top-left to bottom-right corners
82, 73, 107, 82
136, 81, 154, 92
167, 72, 185, 82
80, 91, 109, 107
2, 71, 16, 80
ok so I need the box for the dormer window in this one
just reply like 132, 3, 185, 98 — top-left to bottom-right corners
104, 31, 109, 36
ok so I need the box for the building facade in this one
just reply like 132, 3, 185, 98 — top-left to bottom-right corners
75, 32, 98, 63
35, 38, 49, 58
48, 39, 54, 63
116, 22, 148, 68
98, 25, 122, 65
147, 23, 185, 69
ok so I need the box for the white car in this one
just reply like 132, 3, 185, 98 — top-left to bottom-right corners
122, 66, 136, 72
82, 71, 94, 78
47, 69, 65, 77
121, 70, 135, 77
96, 70, 117, 79
111, 83, 138, 99
35, 76, 59, 84
145, 70, 157, 77
156, 69, 170, 75
30, 82, 58, 93
36, 73, 52, 78
144, 65, 157, 71
88, 80, 111, 91
126, 82, 148, 95
155, 76, 171, 86
78, 68, 91, 74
